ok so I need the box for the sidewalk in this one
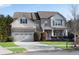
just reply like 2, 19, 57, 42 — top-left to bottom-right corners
0, 46, 12, 55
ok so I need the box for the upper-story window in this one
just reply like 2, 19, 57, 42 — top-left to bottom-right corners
44, 21, 48, 26
53, 19, 63, 26
20, 17, 27, 24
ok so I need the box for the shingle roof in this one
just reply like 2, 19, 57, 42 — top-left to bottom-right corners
37, 11, 58, 18
13, 11, 65, 20
13, 12, 32, 19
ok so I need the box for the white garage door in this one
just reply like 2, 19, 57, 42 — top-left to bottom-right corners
12, 32, 34, 42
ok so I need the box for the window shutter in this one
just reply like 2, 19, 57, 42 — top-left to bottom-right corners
53, 21, 54, 26
25, 19, 27, 23
20, 19, 22, 23
61, 20, 62, 25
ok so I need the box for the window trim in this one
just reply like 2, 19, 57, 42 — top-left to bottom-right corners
20, 18, 27, 24
52, 19, 63, 26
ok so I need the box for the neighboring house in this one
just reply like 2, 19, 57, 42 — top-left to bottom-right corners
11, 11, 68, 42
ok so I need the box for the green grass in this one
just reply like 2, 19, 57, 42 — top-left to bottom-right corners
41, 41, 73, 49
0, 42, 17, 47
8, 48, 26, 53
0, 42, 27, 53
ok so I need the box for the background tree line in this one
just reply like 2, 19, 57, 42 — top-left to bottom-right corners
0, 15, 13, 42
66, 19, 79, 33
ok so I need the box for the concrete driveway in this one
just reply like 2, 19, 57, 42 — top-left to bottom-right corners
15, 42, 63, 52
12, 42, 79, 55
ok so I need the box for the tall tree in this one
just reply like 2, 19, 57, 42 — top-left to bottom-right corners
70, 5, 79, 47
5, 15, 13, 36
66, 19, 73, 32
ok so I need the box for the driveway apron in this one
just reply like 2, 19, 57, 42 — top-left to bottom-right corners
0, 46, 12, 55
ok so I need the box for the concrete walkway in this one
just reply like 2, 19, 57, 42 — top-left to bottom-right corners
0, 46, 12, 55
15, 42, 63, 52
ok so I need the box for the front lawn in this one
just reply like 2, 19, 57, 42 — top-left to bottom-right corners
0, 42, 17, 47
41, 41, 73, 49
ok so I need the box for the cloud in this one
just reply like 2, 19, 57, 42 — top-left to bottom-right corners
0, 4, 11, 8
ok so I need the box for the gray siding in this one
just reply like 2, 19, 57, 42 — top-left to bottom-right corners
34, 20, 41, 31
41, 19, 51, 27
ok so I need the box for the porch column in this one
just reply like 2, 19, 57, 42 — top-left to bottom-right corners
43, 28, 44, 32
65, 29, 68, 36
52, 29, 54, 36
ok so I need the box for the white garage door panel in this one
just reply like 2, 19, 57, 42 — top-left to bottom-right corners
12, 32, 34, 42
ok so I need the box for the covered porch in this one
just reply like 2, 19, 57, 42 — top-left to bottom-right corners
43, 28, 68, 40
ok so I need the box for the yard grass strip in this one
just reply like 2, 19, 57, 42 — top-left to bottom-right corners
8, 48, 26, 53
41, 41, 73, 49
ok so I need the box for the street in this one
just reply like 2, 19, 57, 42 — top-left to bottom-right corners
13, 50, 79, 55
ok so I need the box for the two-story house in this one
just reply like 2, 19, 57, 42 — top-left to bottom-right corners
11, 11, 68, 42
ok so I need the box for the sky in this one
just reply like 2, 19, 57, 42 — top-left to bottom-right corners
0, 4, 77, 20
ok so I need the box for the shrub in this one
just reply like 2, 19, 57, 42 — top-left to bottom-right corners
57, 36, 63, 38
0, 35, 7, 42
34, 32, 41, 41
51, 36, 68, 41
51, 36, 57, 41
6, 36, 13, 42
0, 36, 13, 42
41, 32, 47, 41
68, 32, 74, 41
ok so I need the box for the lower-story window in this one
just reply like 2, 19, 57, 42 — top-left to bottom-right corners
54, 30, 63, 36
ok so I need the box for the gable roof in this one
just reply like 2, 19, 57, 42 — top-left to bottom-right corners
13, 12, 32, 19
37, 11, 58, 19
13, 11, 66, 20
